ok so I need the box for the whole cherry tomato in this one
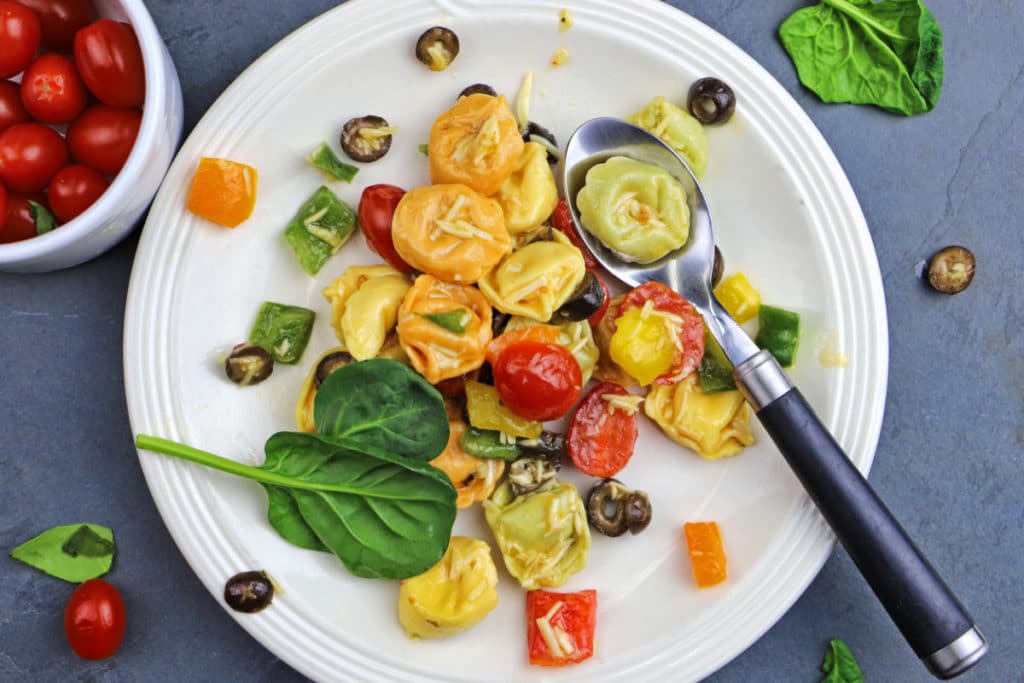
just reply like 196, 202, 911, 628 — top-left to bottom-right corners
14, 0, 94, 51
20, 53, 88, 124
74, 19, 145, 107
0, 79, 31, 132
0, 180, 8, 228
48, 164, 108, 222
0, 122, 69, 193
0, 1, 41, 79
0, 191, 46, 243
358, 183, 412, 272
567, 381, 639, 477
493, 341, 582, 421
64, 579, 126, 660
551, 197, 599, 270
67, 105, 140, 174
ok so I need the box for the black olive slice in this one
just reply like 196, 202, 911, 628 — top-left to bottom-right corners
927, 246, 975, 294
224, 570, 274, 613
624, 491, 653, 534
551, 271, 606, 323
225, 344, 273, 386
459, 83, 497, 99
314, 351, 354, 388
516, 431, 566, 459
688, 77, 736, 125
587, 479, 652, 537
522, 121, 559, 164
508, 454, 561, 497
416, 26, 459, 71
340, 115, 394, 162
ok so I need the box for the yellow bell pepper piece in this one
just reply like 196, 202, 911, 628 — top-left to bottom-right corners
609, 306, 675, 386
714, 272, 761, 324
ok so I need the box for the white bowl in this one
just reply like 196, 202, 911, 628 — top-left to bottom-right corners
0, 0, 184, 273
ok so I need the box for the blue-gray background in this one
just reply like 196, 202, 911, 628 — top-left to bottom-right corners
1, 1, 1021, 681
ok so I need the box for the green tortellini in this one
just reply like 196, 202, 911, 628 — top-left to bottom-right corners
504, 316, 600, 384
575, 156, 690, 264
483, 479, 590, 589
626, 95, 708, 177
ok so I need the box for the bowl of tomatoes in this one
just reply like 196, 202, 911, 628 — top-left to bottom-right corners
0, 0, 183, 273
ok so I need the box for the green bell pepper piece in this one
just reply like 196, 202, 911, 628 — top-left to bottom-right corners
697, 328, 736, 394
284, 186, 357, 275
461, 426, 521, 460
248, 301, 316, 364
307, 142, 359, 183
754, 304, 800, 368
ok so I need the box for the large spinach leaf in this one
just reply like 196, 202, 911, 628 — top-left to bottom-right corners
779, 0, 943, 115
314, 358, 449, 461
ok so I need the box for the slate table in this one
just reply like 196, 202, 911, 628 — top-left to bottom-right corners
2, 1, 1022, 681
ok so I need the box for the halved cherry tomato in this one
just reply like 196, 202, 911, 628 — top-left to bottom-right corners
74, 19, 145, 107
0, 180, 8, 229
0, 122, 69, 193
1, 192, 46, 243
0, 79, 31, 132
0, 2, 41, 79
67, 105, 141, 175
587, 271, 611, 327
551, 198, 599, 270
64, 578, 126, 660
526, 589, 597, 667
15, 0, 94, 51
618, 281, 705, 385
20, 53, 88, 124
567, 381, 638, 477
48, 164, 109, 222
493, 341, 581, 421
485, 324, 560, 367
357, 183, 412, 271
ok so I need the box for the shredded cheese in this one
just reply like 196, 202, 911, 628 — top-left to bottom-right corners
452, 114, 502, 165
358, 125, 398, 140
303, 206, 329, 226
601, 393, 644, 415
503, 277, 548, 303
426, 41, 449, 70
515, 71, 534, 132
550, 47, 570, 67
529, 133, 562, 162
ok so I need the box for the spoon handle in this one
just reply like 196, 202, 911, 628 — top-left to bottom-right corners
734, 350, 988, 680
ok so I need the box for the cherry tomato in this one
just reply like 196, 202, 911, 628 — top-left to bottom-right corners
0, 180, 8, 227
67, 105, 140, 174
48, 164, 108, 222
526, 589, 597, 667
551, 197, 599, 270
493, 341, 581, 421
14, 0, 94, 51
64, 579, 126, 660
19, 53, 88, 124
0, 1, 41, 79
0, 79, 31, 132
619, 281, 705, 385
74, 19, 145, 107
0, 191, 46, 243
587, 271, 611, 327
358, 183, 412, 272
567, 382, 639, 477
0, 122, 68, 193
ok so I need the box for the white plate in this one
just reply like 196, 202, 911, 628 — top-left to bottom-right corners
124, 1, 888, 681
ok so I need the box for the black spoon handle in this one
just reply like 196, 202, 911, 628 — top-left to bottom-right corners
734, 350, 987, 680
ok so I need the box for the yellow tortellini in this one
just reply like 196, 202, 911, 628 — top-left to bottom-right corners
626, 95, 708, 177
591, 295, 641, 388
431, 402, 505, 509
575, 156, 690, 264
483, 479, 590, 590
477, 230, 586, 321
644, 374, 755, 459
398, 536, 499, 639
503, 316, 600, 384
322, 265, 410, 361
495, 141, 558, 242
397, 274, 493, 384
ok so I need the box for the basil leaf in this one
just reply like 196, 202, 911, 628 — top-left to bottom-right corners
314, 359, 449, 461
820, 638, 865, 683
418, 308, 469, 334
779, 0, 943, 115
10, 524, 114, 582
28, 200, 57, 235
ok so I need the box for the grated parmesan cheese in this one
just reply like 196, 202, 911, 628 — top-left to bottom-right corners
515, 71, 534, 132
601, 393, 644, 415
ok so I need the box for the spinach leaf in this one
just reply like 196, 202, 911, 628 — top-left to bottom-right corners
820, 638, 865, 683
779, 0, 943, 115
10, 523, 114, 582
136, 433, 457, 580
314, 358, 449, 461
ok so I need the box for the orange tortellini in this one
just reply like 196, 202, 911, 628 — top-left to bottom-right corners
477, 230, 586, 322
428, 93, 524, 196
430, 402, 505, 508
397, 274, 493, 383
495, 141, 558, 245
322, 265, 411, 360
391, 184, 512, 285
644, 374, 755, 459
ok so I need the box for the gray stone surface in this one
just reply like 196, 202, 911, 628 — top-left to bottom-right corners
1, 1, 1021, 681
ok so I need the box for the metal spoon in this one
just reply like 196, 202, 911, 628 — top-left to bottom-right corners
562, 117, 987, 680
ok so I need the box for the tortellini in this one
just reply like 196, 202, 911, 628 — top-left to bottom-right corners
398, 536, 499, 639
322, 265, 410, 360
644, 374, 755, 459
503, 316, 600, 384
429, 93, 525, 196
626, 95, 708, 177
397, 274, 493, 384
591, 296, 642, 388
575, 156, 690, 264
431, 402, 505, 508
483, 479, 590, 589
391, 184, 512, 285
478, 230, 586, 321
495, 141, 558, 241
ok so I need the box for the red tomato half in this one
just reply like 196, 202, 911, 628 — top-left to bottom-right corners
494, 341, 582, 421
67, 105, 140, 175
526, 589, 597, 667
1, 192, 46, 243
619, 281, 705, 385
0, 79, 31, 132
20, 53, 88, 124
48, 164, 108, 222
551, 197, 599, 270
358, 183, 412, 271
74, 20, 145, 107
15, 0, 94, 51
64, 579, 126, 660
0, 122, 69, 193
0, 1, 41, 79
567, 382, 638, 477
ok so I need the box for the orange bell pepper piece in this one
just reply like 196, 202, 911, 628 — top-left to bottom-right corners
683, 521, 727, 588
186, 157, 258, 228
